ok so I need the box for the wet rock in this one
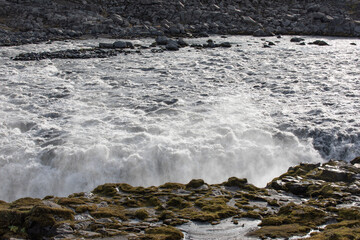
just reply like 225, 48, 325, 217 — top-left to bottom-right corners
113, 41, 127, 48
290, 37, 305, 42
155, 36, 169, 45
186, 179, 205, 189
177, 38, 188, 47
52, 223, 73, 235
165, 40, 179, 51
351, 156, 360, 165
220, 42, 231, 47
309, 40, 329, 46
99, 43, 114, 49
253, 29, 268, 37
77, 230, 101, 238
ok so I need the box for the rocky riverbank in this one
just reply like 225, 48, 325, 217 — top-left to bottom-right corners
1, 157, 360, 239
0, 0, 360, 46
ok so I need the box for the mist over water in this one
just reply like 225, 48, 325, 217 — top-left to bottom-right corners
0, 36, 359, 201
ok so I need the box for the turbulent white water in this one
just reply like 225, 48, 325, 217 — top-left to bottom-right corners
0, 36, 359, 202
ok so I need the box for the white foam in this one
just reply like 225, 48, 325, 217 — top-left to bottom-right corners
0, 36, 358, 201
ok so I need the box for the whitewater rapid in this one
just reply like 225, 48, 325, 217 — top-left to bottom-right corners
0, 36, 359, 201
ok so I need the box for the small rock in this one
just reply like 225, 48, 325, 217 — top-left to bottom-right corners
99, 43, 114, 49
290, 37, 305, 42
220, 42, 231, 47
198, 31, 209, 37
350, 43, 357, 46
126, 42, 134, 48
309, 40, 329, 46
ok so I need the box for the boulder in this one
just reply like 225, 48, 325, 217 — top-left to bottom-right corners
166, 40, 179, 51
253, 29, 267, 37
220, 42, 231, 47
155, 35, 169, 45
308, 40, 329, 46
186, 179, 205, 189
350, 156, 360, 165
177, 38, 188, 47
290, 37, 305, 42
113, 40, 127, 48
98, 43, 114, 49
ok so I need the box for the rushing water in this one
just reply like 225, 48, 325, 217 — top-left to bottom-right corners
0, 36, 359, 202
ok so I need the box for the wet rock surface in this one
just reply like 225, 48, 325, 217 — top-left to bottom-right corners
1, 157, 360, 239
12, 38, 234, 60
0, 0, 360, 46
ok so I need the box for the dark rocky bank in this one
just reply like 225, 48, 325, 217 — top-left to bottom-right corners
1, 157, 360, 239
0, 0, 360, 46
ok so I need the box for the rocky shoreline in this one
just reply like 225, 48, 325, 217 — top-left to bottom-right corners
1, 0, 360, 46
1, 157, 360, 239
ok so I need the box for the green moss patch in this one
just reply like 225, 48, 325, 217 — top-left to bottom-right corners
249, 203, 327, 238
248, 224, 311, 238
167, 197, 191, 209
134, 209, 149, 220
159, 182, 185, 190
144, 226, 183, 240
90, 205, 127, 220
186, 179, 205, 189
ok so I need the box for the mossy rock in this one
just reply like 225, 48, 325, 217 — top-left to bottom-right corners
10, 198, 43, 211
277, 203, 326, 227
307, 184, 340, 199
240, 210, 262, 219
92, 183, 119, 196
254, 202, 327, 238
0, 209, 27, 227
75, 204, 97, 213
0, 201, 10, 210
248, 224, 311, 238
159, 210, 176, 220
185, 179, 205, 189
240, 192, 267, 201
337, 207, 360, 221
144, 226, 183, 240
25, 205, 74, 227
118, 184, 157, 194
224, 177, 247, 187
266, 198, 280, 207
167, 197, 191, 209
159, 182, 185, 190
194, 197, 238, 217
307, 220, 360, 240
144, 196, 162, 207
135, 209, 149, 220
24, 205, 74, 239
122, 198, 142, 208
57, 197, 86, 206
90, 205, 127, 220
